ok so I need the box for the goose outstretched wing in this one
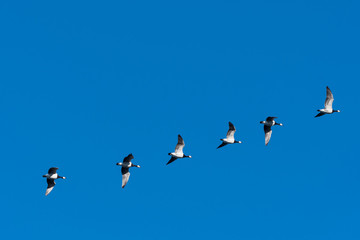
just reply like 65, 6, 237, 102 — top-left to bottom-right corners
226, 122, 236, 140
315, 112, 326, 118
45, 179, 55, 196
175, 135, 185, 154
48, 167, 58, 174
217, 142, 228, 149
123, 153, 134, 163
166, 156, 178, 165
121, 167, 130, 188
266, 117, 277, 122
264, 125, 272, 146
324, 86, 334, 110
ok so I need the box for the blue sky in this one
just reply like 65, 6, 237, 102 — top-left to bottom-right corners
0, 0, 359, 239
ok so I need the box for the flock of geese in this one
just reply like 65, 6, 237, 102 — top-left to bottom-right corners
43, 86, 341, 195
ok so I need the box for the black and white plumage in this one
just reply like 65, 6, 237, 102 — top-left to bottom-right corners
167, 134, 192, 165
217, 122, 242, 149
315, 86, 340, 117
42, 167, 66, 196
116, 153, 140, 188
259, 117, 283, 146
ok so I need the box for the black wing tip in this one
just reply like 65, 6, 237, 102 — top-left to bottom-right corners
217, 142, 226, 149
166, 157, 176, 165
315, 112, 325, 118
266, 116, 277, 121
177, 134, 184, 143
124, 153, 134, 161
48, 167, 59, 174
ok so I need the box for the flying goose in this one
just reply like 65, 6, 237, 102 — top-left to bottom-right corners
167, 134, 192, 165
42, 167, 66, 196
217, 121, 242, 149
260, 117, 283, 146
315, 86, 340, 117
116, 153, 140, 188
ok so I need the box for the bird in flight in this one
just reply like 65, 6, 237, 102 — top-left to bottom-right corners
167, 134, 192, 165
43, 167, 66, 196
217, 121, 242, 149
315, 86, 340, 118
260, 117, 283, 146
116, 153, 140, 188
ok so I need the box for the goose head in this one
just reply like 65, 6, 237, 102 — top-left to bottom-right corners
259, 121, 265, 124
116, 162, 122, 166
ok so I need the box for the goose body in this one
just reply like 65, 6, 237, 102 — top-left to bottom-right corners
217, 122, 242, 149
167, 134, 192, 165
315, 86, 340, 117
260, 117, 283, 146
116, 153, 140, 188
42, 167, 66, 196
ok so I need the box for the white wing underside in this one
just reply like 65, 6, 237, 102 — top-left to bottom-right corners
265, 130, 272, 146
324, 88, 334, 110
45, 186, 54, 196
175, 143, 184, 154
122, 172, 130, 188
226, 130, 235, 141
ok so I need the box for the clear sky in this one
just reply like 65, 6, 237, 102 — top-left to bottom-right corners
0, 0, 359, 239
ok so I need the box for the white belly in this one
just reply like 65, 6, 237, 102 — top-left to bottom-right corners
320, 109, 332, 113
171, 152, 184, 158
223, 139, 235, 144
